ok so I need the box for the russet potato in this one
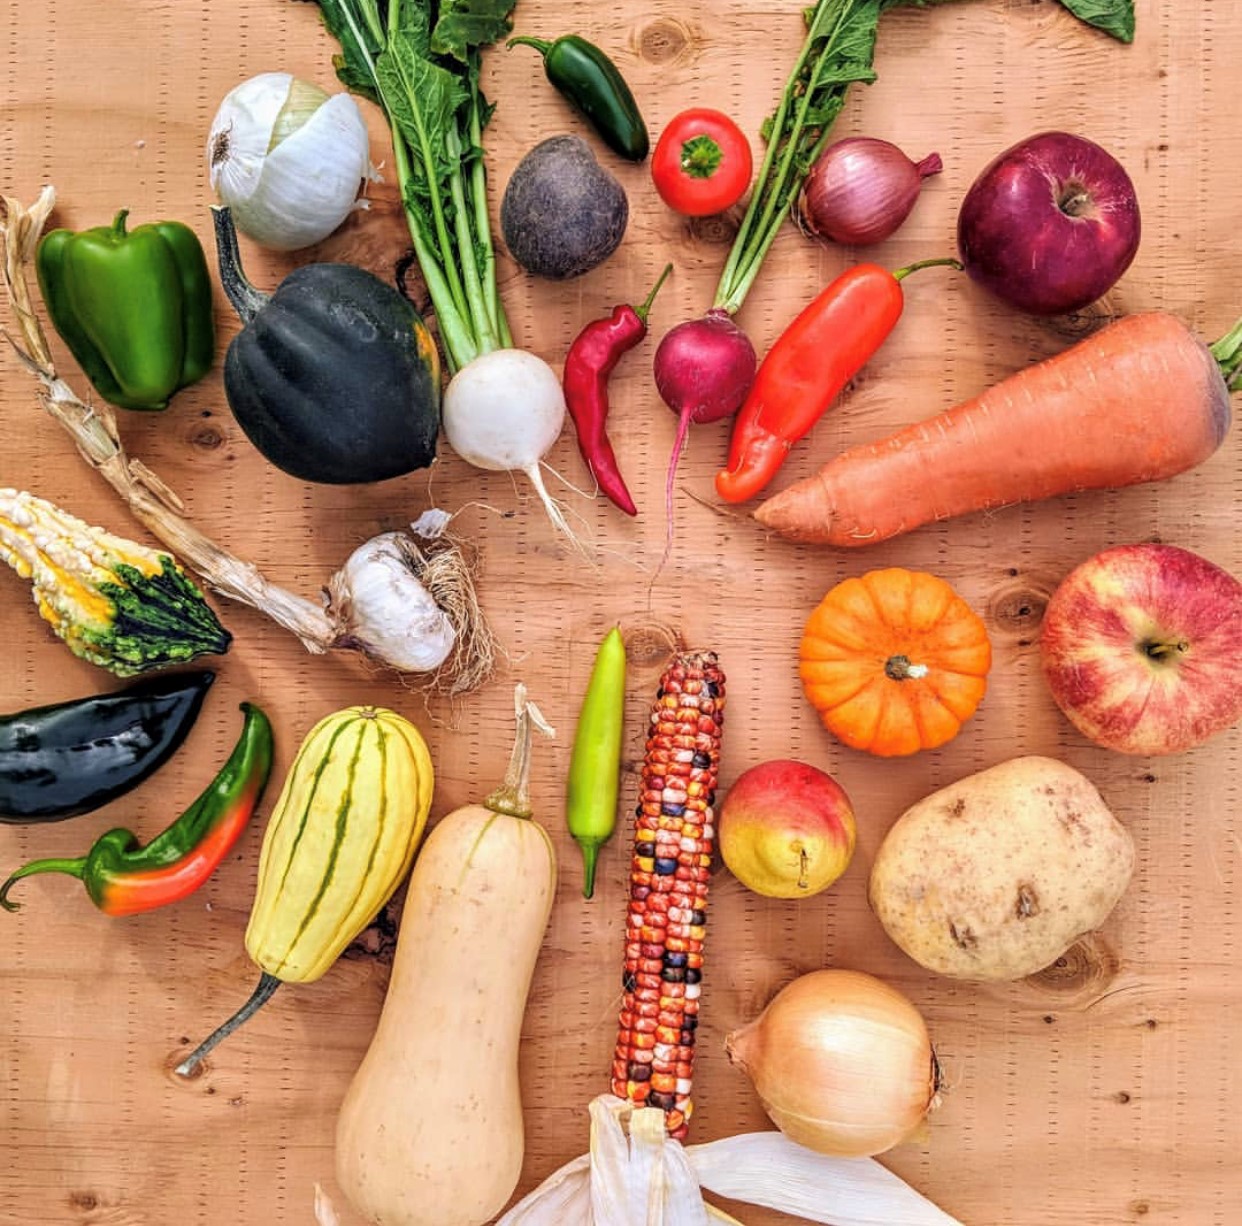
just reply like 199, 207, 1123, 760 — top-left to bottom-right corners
868, 756, 1134, 981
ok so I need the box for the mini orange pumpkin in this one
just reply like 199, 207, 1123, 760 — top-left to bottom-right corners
800, 568, 992, 757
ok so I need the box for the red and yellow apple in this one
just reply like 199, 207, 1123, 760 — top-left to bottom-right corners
1040, 543, 1242, 755
718, 760, 857, 899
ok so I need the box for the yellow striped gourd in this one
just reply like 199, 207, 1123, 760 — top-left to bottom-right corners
175, 706, 433, 1076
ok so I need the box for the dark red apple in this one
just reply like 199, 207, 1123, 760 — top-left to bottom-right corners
957, 131, 1141, 315
1040, 544, 1242, 755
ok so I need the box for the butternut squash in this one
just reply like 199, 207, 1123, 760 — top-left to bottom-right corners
335, 686, 557, 1226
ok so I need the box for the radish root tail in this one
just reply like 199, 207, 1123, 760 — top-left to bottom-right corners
524, 463, 592, 559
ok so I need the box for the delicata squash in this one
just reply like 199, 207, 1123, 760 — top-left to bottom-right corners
176, 705, 433, 1075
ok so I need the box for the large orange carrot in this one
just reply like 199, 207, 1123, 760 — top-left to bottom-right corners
754, 311, 1240, 547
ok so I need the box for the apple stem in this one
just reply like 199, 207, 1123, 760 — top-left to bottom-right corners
1057, 185, 1093, 218
798, 847, 810, 891
1142, 637, 1189, 662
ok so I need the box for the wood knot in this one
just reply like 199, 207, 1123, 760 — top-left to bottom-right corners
188, 423, 224, 451
988, 579, 1051, 635
1039, 295, 1120, 342
686, 208, 742, 247
68, 1191, 99, 1211
636, 18, 694, 65
623, 622, 685, 673
344, 897, 402, 964
1023, 933, 1120, 1000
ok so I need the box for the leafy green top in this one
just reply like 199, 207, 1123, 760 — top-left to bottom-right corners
314, 0, 517, 373
713, 0, 1136, 315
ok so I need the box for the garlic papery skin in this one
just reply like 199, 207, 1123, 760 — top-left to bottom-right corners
207, 72, 371, 251
325, 533, 457, 673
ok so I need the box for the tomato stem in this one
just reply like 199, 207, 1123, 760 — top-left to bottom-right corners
680, 134, 723, 180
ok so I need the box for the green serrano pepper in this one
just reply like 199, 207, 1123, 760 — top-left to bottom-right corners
566, 626, 627, 898
509, 34, 650, 163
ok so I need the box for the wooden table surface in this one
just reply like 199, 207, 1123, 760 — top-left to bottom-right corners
2, 2, 1240, 1223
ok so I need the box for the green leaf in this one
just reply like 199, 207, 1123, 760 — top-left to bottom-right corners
430, 0, 519, 62
376, 31, 470, 182
882, 0, 1135, 42
1056, 0, 1135, 43
314, 0, 385, 100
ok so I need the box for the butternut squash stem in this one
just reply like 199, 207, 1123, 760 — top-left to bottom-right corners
174, 972, 281, 1078
485, 685, 553, 819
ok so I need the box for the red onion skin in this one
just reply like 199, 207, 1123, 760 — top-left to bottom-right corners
801, 137, 943, 247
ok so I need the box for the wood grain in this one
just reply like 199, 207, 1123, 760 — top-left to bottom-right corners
2, 1, 1240, 1223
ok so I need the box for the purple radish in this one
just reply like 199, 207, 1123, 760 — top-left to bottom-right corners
653, 309, 757, 561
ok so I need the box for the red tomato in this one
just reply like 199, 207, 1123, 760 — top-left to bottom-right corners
651, 108, 753, 218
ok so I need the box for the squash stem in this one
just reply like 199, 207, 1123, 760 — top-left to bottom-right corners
210, 207, 270, 324
485, 684, 553, 820
174, 972, 281, 1078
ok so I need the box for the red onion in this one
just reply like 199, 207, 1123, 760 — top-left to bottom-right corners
800, 137, 943, 246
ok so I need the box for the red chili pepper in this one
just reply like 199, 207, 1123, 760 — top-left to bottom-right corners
0, 703, 273, 917
564, 263, 673, 516
715, 257, 961, 504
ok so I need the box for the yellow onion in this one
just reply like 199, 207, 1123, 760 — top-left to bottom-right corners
724, 968, 938, 1157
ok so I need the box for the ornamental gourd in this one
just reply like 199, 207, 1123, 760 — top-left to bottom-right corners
175, 705, 433, 1076
799, 568, 992, 757
210, 206, 441, 485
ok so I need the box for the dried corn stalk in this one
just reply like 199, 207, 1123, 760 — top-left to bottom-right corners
0, 188, 494, 693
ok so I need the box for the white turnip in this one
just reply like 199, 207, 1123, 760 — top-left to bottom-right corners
442, 349, 583, 550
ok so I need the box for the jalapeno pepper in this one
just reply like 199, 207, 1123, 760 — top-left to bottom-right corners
0, 671, 215, 824
36, 209, 215, 411
0, 703, 273, 916
509, 34, 649, 162
715, 257, 961, 504
566, 626, 627, 899
563, 264, 671, 517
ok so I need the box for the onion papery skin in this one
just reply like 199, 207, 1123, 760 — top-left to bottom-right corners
801, 137, 942, 247
725, 968, 937, 1157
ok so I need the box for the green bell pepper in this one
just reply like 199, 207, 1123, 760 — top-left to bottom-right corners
36, 209, 216, 411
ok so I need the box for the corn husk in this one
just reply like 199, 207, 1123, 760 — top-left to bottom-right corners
497, 1096, 962, 1226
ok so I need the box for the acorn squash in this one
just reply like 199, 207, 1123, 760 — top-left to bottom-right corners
211, 206, 441, 485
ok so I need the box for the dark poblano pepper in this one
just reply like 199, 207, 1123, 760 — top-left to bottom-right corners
509, 34, 649, 162
36, 209, 215, 411
0, 670, 215, 824
0, 703, 273, 917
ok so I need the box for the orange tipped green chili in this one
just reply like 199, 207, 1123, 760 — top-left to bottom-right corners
0, 703, 273, 916
566, 627, 627, 899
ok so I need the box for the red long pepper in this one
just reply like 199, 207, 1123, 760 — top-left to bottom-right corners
563, 264, 673, 516
715, 257, 960, 504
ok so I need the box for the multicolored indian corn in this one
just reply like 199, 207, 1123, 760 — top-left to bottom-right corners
611, 651, 726, 1140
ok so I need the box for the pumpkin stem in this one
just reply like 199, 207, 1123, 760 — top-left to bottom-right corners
485, 684, 554, 820
884, 654, 930, 681
210, 206, 271, 324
